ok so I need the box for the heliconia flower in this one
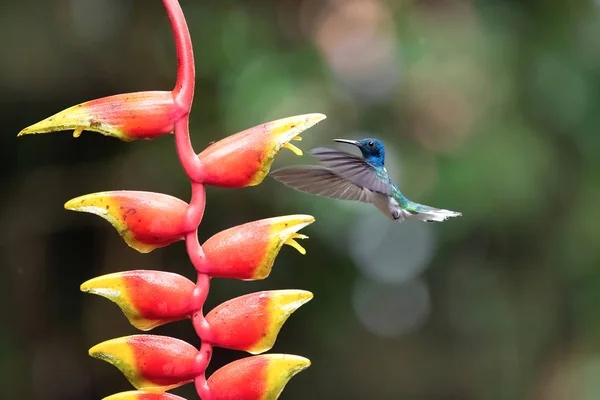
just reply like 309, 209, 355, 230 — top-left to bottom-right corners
205, 290, 312, 354
207, 354, 310, 400
64, 191, 189, 253
81, 270, 195, 331
196, 113, 326, 188
17, 91, 186, 142
89, 335, 200, 392
200, 215, 314, 280
103, 391, 186, 400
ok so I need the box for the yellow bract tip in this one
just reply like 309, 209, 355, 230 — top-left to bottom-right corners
272, 290, 313, 313
243, 290, 314, 354
88, 336, 130, 358
73, 127, 83, 138
17, 126, 43, 137
80, 273, 122, 294
269, 215, 314, 257
283, 142, 303, 156
264, 354, 312, 399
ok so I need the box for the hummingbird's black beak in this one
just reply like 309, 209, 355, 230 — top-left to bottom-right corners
333, 139, 360, 147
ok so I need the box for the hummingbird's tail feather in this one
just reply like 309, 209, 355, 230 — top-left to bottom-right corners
270, 165, 372, 203
408, 203, 462, 222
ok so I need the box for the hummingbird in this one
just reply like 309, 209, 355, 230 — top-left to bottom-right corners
270, 138, 462, 223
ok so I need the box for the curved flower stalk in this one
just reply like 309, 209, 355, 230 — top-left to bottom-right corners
17, 0, 326, 399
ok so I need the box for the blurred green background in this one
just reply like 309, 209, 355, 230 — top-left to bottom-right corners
3, 0, 600, 399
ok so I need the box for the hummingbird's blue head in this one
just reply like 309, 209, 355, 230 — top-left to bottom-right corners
333, 138, 386, 167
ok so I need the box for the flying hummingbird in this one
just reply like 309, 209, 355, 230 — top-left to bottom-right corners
270, 138, 462, 223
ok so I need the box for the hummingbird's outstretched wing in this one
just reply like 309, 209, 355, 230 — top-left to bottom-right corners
310, 147, 393, 197
270, 165, 373, 203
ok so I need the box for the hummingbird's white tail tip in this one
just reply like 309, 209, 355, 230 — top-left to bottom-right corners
416, 207, 462, 222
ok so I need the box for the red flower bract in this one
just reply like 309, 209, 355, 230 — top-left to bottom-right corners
64, 191, 190, 253
196, 114, 325, 188
81, 270, 195, 330
18, 91, 185, 142
200, 215, 314, 280
206, 354, 310, 400
205, 290, 313, 354
89, 335, 201, 392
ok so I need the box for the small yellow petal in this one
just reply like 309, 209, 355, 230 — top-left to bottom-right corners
73, 127, 83, 138
283, 142, 303, 156
291, 136, 302, 141
284, 238, 306, 255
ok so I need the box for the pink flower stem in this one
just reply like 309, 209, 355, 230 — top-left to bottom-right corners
194, 367, 212, 400
191, 272, 211, 335
162, 0, 194, 109
186, 181, 206, 231
175, 115, 203, 182
166, 0, 203, 181
164, 1, 212, 398
192, 274, 213, 400
185, 229, 206, 272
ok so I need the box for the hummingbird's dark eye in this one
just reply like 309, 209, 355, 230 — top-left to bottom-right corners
368, 141, 374, 147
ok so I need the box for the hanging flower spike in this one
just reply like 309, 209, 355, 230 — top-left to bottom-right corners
64, 191, 191, 253
18, 91, 186, 142
104, 392, 187, 400
81, 270, 195, 331
199, 215, 314, 280
89, 335, 201, 392
205, 290, 313, 354
195, 114, 326, 188
19, 0, 319, 398
206, 354, 310, 400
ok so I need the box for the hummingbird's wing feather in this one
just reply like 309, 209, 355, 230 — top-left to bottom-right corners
310, 147, 393, 196
270, 166, 372, 203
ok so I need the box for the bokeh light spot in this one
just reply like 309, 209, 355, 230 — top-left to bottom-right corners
352, 277, 431, 338
348, 209, 436, 284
